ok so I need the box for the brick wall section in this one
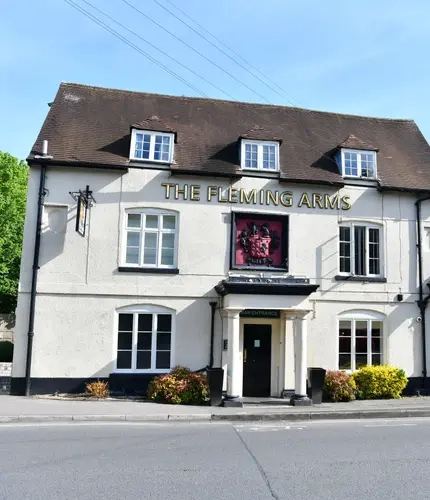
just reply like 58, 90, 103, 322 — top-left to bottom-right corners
0, 314, 14, 342
0, 363, 12, 395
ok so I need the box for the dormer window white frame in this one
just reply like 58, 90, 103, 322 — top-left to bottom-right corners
240, 140, 280, 172
341, 149, 377, 179
130, 129, 174, 164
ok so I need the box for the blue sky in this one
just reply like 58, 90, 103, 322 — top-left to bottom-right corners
1, 0, 430, 160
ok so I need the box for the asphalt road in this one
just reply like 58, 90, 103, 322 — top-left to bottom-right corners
1, 418, 430, 500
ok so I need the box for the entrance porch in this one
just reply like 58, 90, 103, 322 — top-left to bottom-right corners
215, 276, 319, 406
224, 309, 311, 405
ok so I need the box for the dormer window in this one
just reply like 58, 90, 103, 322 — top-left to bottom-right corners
336, 135, 378, 180
130, 129, 174, 163
240, 140, 279, 172
341, 149, 376, 179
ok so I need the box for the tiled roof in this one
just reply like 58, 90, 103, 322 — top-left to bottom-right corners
338, 134, 379, 151
28, 82, 430, 190
239, 125, 283, 144
131, 115, 176, 134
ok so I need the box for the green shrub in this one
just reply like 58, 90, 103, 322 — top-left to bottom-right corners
323, 370, 356, 402
85, 380, 110, 398
147, 365, 209, 405
0, 341, 13, 362
353, 365, 407, 400
169, 365, 192, 378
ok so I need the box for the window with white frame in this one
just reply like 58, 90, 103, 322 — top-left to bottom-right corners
116, 307, 174, 372
241, 140, 279, 171
130, 129, 174, 163
124, 210, 177, 268
341, 149, 376, 178
339, 318, 382, 370
339, 224, 381, 276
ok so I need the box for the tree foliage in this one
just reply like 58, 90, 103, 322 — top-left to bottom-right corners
0, 152, 28, 313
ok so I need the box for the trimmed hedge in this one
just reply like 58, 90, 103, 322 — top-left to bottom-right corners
147, 366, 209, 405
323, 370, 356, 402
353, 365, 407, 400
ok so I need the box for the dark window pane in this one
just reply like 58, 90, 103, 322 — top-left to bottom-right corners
369, 245, 378, 259
369, 228, 379, 244
340, 257, 351, 273
138, 314, 152, 332
339, 354, 351, 370
340, 242, 350, 257
117, 332, 132, 350
157, 332, 171, 350
127, 213, 141, 228
354, 226, 366, 275
156, 351, 171, 369
371, 337, 381, 352
339, 321, 351, 336
372, 322, 382, 337
137, 332, 152, 350
137, 351, 151, 369
339, 336, 351, 353
355, 354, 368, 369
369, 259, 380, 275
356, 337, 367, 354
372, 353, 381, 366
118, 313, 133, 332
356, 321, 367, 336
157, 314, 172, 332
126, 247, 139, 264
117, 351, 132, 369
340, 227, 350, 241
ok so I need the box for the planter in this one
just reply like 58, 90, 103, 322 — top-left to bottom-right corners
307, 367, 326, 404
206, 367, 224, 406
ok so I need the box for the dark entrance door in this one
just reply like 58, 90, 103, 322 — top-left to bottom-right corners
242, 324, 272, 397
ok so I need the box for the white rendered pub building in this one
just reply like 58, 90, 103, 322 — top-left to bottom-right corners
11, 83, 430, 402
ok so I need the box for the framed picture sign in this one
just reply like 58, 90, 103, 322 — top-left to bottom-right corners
76, 195, 87, 236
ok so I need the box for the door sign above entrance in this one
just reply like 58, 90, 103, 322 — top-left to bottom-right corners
240, 309, 281, 319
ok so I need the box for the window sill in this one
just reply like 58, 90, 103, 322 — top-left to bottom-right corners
334, 275, 386, 283
128, 158, 172, 165
111, 370, 170, 374
342, 175, 377, 180
240, 168, 280, 175
118, 267, 179, 275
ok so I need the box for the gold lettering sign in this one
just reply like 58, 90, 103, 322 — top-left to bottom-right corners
161, 183, 351, 210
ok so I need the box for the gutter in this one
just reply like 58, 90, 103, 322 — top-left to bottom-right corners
415, 196, 430, 392
27, 158, 128, 172
24, 163, 47, 396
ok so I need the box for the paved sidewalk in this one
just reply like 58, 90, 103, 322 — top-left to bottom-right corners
2, 395, 430, 423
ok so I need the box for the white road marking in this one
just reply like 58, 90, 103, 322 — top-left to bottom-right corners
235, 424, 304, 432
364, 423, 417, 428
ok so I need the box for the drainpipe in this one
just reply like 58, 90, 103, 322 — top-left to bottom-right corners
209, 302, 217, 368
24, 163, 47, 396
415, 196, 430, 391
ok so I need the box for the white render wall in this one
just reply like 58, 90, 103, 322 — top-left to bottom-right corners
12, 165, 430, 381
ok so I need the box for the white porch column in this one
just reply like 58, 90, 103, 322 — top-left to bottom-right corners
291, 314, 311, 406
279, 311, 287, 397
280, 313, 295, 397
227, 310, 241, 398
